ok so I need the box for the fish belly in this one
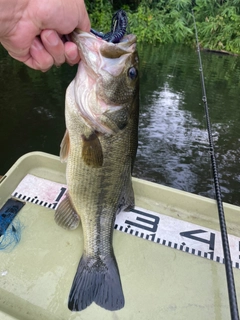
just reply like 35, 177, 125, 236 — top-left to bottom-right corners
65, 81, 134, 311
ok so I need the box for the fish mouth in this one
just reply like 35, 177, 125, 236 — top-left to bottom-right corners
70, 30, 137, 77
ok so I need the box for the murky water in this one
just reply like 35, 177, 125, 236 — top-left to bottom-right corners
0, 43, 240, 205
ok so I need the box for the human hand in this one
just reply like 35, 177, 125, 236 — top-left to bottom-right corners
0, 0, 90, 71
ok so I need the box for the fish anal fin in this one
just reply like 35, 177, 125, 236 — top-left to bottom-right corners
68, 253, 124, 311
54, 193, 80, 230
81, 133, 103, 168
60, 130, 70, 162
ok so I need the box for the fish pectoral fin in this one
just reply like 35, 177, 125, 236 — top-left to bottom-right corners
100, 107, 129, 133
60, 130, 70, 162
54, 193, 80, 230
81, 132, 103, 168
68, 253, 125, 311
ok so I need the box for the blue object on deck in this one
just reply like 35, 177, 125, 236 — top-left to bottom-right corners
0, 198, 25, 251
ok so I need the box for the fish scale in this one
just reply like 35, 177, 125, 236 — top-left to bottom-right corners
55, 30, 139, 312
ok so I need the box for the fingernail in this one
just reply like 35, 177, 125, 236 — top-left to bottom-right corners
45, 30, 59, 46
32, 38, 43, 50
67, 48, 78, 61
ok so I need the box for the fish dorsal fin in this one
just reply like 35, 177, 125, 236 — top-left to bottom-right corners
60, 130, 70, 162
81, 132, 103, 168
54, 193, 80, 230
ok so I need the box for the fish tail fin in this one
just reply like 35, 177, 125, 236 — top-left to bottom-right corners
68, 253, 124, 311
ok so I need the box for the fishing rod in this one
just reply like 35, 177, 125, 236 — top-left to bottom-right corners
191, 9, 239, 320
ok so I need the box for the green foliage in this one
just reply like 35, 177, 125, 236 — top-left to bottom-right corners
123, 1, 192, 44
194, 1, 240, 53
86, 0, 113, 32
86, 0, 240, 54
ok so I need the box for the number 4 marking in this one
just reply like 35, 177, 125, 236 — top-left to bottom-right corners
180, 229, 215, 251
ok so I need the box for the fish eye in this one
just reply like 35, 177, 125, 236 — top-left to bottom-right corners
128, 67, 138, 80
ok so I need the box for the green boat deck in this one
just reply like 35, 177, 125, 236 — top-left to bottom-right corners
0, 152, 239, 320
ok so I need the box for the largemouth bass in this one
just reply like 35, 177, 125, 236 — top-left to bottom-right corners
55, 30, 139, 311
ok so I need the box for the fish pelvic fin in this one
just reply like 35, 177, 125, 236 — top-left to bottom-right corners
54, 193, 80, 230
68, 253, 125, 311
60, 129, 70, 162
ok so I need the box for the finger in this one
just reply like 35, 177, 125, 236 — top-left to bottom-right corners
64, 41, 80, 66
25, 37, 54, 71
41, 30, 65, 66
76, 2, 91, 32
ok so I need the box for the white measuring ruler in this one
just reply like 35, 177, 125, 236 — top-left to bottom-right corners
11, 174, 240, 269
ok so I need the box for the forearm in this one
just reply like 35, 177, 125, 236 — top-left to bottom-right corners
0, 0, 28, 38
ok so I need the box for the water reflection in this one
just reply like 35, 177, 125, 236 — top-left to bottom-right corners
134, 81, 212, 196
133, 43, 240, 205
0, 43, 240, 205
